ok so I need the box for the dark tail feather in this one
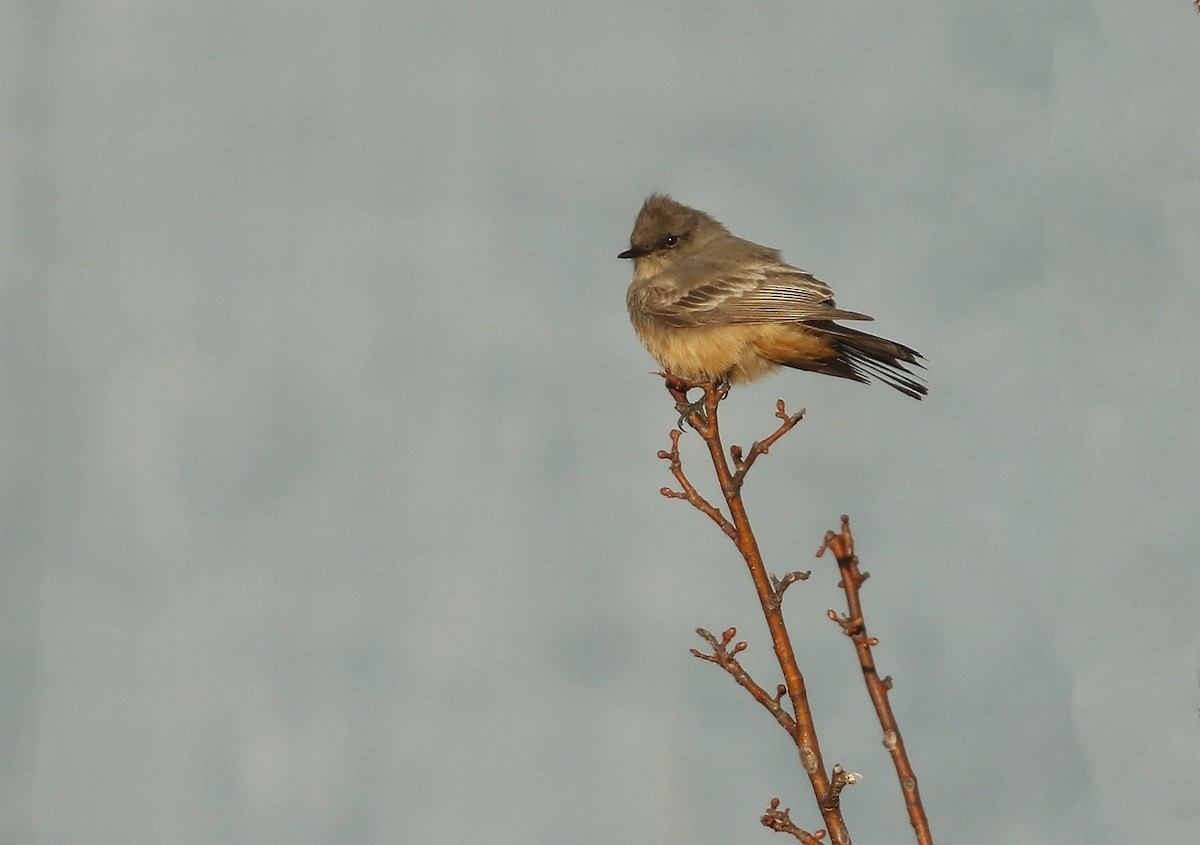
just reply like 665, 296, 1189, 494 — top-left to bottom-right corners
809, 321, 928, 400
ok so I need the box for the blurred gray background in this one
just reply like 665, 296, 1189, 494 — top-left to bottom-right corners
4, 2, 1199, 843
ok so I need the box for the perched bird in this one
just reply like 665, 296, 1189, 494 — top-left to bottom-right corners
620, 194, 926, 399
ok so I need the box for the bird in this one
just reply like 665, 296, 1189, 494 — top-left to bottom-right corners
620, 194, 926, 399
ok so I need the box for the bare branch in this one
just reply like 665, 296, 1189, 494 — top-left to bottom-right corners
761, 798, 827, 844
650, 378, 934, 845
731, 399, 806, 486
818, 515, 933, 845
692, 627, 798, 739
657, 429, 734, 538
653, 373, 850, 845
768, 569, 812, 610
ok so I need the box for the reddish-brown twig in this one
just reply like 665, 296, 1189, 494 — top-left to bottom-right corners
656, 374, 851, 845
658, 429, 735, 539
730, 399, 805, 488
691, 627, 797, 739
818, 515, 933, 845
761, 798, 826, 844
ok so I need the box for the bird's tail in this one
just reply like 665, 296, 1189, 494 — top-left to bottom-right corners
797, 321, 928, 400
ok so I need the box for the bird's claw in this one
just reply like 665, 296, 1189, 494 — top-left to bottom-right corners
675, 397, 707, 430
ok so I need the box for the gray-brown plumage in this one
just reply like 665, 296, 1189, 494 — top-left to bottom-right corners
619, 194, 927, 399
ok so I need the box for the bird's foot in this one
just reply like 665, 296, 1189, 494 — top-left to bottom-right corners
674, 397, 706, 431
661, 371, 730, 430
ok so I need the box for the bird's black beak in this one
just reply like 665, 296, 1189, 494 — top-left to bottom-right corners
618, 246, 647, 260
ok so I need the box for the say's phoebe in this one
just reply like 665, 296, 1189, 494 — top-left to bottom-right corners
620, 194, 927, 399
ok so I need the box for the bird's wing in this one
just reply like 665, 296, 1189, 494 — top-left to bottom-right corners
637, 261, 874, 327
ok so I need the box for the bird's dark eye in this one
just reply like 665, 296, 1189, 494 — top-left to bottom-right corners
663, 235, 679, 248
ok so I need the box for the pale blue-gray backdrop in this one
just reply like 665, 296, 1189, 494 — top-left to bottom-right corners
4, 2, 1198, 843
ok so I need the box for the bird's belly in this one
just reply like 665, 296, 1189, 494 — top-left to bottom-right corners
630, 319, 780, 383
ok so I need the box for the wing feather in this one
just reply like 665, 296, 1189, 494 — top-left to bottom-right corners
635, 260, 874, 327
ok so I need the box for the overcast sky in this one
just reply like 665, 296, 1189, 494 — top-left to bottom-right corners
4, 2, 1199, 844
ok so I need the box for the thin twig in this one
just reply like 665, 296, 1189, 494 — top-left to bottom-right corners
692, 627, 797, 739
818, 515, 933, 845
761, 798, 827, 844
658, 429, 735, 538
731, 400, 806, 487
768, 570, 812, 611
